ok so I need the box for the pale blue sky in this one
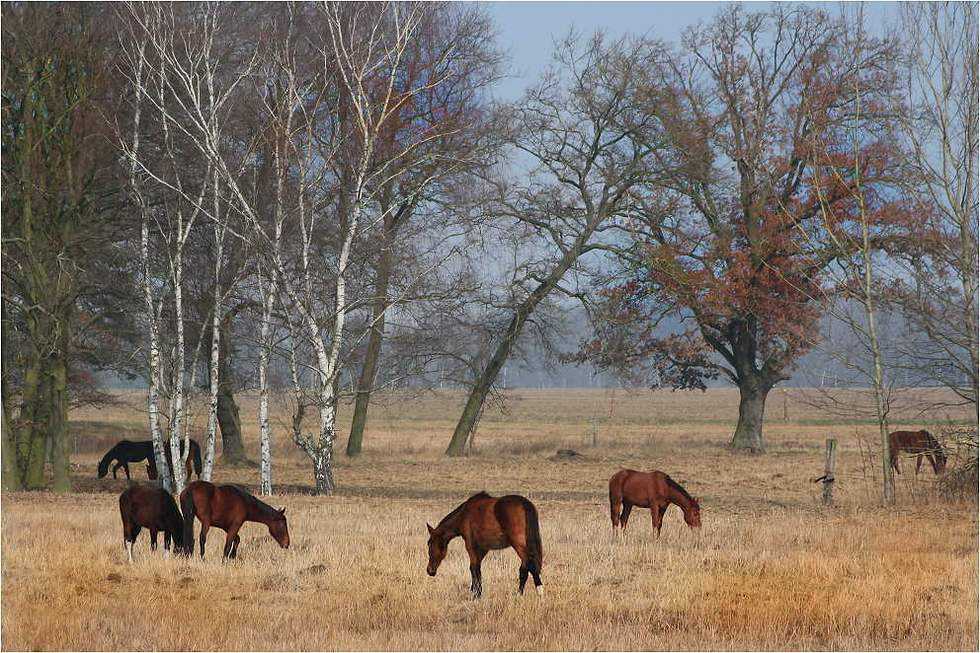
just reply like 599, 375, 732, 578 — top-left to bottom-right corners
485, 1, 902, 99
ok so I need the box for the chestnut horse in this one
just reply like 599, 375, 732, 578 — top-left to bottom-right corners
889, 430, 947, 475
180, 481, 289, 559
119, 483, 184, 562
608, 469, 701, 537
426, 491, 543, 598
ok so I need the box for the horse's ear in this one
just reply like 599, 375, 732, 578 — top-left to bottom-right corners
279, 508, 286, 516
426, 523, 434, 535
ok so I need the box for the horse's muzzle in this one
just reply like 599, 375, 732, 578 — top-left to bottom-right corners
426, 568, 436, 577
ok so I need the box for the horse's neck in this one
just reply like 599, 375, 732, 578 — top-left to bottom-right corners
244, 498, 276, 524
666, 488, 694, 514
436, 514, 463, 540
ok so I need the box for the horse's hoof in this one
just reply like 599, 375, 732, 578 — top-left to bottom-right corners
536, 585, 544, 597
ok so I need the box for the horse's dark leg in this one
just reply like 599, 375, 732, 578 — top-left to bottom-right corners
150, 529, 158, 552
915, 454, 924, 475
112, 461, 121, 479
199, 522, 210, 560
126, 524, 142, 562
620, 503, 634, 531
519, 563, 529, 594
163, 532, 172, 559
528, 560, 543, 594
466, 544, 486, 599
229, 535, 241, 559
652, 504, 666, 538
927, 453, 940, 474
891, 451, 901, 475
223, 523, 242, 560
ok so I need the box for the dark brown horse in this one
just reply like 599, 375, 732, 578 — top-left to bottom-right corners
608, 469, 701, 537
179, 481, 289, 559
119, 483, 185, 562
889, 430, 947, 475
426, 492, 543, 598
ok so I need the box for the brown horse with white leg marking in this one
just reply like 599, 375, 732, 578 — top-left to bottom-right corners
889, 430, 947, 475
119, 483, 184, 562
180, 481, 289, 559
426, 492, 543, 598
608, 469, 701, 537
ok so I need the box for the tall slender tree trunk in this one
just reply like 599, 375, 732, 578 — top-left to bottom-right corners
258, 274, 275, 495
215, 320, 247, 465
446, 228, 598, 456
49, 335, 71, 492
446, 284, 555, 456
168, 255, 188, 494
861, 218, 894, 503
347, 248, 393, 457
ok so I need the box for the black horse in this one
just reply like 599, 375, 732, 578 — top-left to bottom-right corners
98, 439, 202, 481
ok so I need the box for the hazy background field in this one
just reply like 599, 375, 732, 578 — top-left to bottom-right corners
2, 388, 977, 650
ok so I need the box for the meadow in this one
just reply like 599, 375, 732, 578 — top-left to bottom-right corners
2, 388, 977, 650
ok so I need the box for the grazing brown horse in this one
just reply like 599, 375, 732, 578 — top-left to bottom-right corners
119, 484, 185, 562
180, 481, 289, 559
426, 492, 544, 598
608, 469, 701, 537
889, 430, 947, 475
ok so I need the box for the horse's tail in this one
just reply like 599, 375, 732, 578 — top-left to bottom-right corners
191, 440, 203, 478
523, 499, 543, 572
180, 487, 196, 556
97, 445, 117, 478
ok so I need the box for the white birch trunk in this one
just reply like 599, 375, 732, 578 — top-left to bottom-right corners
258, 270, 274, 495
141, 219, 171, 493
127, 40, 171, 491
168, 251, 188, 494
203, 173, 223, 481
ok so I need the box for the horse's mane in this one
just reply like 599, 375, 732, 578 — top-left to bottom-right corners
437, 491, 490, 529
664, 475, 695, 504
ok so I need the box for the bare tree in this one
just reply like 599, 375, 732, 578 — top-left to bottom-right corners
445, 32, 663, 455
891, 2, 978, 413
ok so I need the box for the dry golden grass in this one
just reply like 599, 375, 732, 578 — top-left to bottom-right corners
2, 388, 977, 651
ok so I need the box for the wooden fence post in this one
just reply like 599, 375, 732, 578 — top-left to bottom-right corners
821, 438, 837, 505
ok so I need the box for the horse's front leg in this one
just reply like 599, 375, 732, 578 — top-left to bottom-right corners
620, 503, 634, 532
915, 454, 924, 475
199, 522, 210, 560
223, 524, 242, 560
163, 532, 172, 559
466, 544, 486, 599
150, 529, 159, 552
652, 505, 666, 539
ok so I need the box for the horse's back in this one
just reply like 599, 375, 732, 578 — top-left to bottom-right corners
615, 469, 664, 505
889, 429, 937, 453
120, 483, 179, 529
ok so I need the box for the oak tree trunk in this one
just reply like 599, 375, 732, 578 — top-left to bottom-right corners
730, 381, 769, 453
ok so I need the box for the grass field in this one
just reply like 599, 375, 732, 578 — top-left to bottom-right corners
2, 388, 977, 650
